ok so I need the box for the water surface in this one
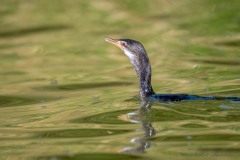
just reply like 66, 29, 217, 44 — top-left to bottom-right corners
0, 0, 239, 159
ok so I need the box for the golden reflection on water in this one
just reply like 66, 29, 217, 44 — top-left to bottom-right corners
0, 0, 239, 159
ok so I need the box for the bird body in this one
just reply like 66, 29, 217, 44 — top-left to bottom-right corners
105, 37, 240, 103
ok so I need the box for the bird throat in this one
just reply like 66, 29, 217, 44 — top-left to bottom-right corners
123, 49, 135, 64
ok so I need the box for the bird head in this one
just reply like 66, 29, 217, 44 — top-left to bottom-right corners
105, 37, 147, 62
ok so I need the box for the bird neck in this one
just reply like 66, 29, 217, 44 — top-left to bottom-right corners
138, 66, 155, 101
130, 52, 155, 101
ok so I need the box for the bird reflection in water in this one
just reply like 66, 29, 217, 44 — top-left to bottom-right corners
122, 101, 155, 153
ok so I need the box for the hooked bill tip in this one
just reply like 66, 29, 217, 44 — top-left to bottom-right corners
105, 37, 112, 42
105, 37, 118, 43
104, 37, 109, 42
105, 37, 123, 49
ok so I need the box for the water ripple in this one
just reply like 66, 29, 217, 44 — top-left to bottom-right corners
34, 81, 133, 91
0, 95, 58, 107
70, 109, 134, 124
150, 102, 240, 122
150, 133, 240, 142
38, 153, 146, 160
40, 128, 131, 138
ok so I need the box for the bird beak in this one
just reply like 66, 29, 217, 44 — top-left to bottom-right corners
105, 37, 124, 50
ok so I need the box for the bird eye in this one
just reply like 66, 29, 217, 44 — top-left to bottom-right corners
121, 41, 127, 46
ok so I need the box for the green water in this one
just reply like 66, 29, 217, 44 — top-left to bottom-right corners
0, 0, 240, 159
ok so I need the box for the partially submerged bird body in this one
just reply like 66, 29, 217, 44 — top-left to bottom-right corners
150, 94, 240, 102
105, 37, 240, 103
